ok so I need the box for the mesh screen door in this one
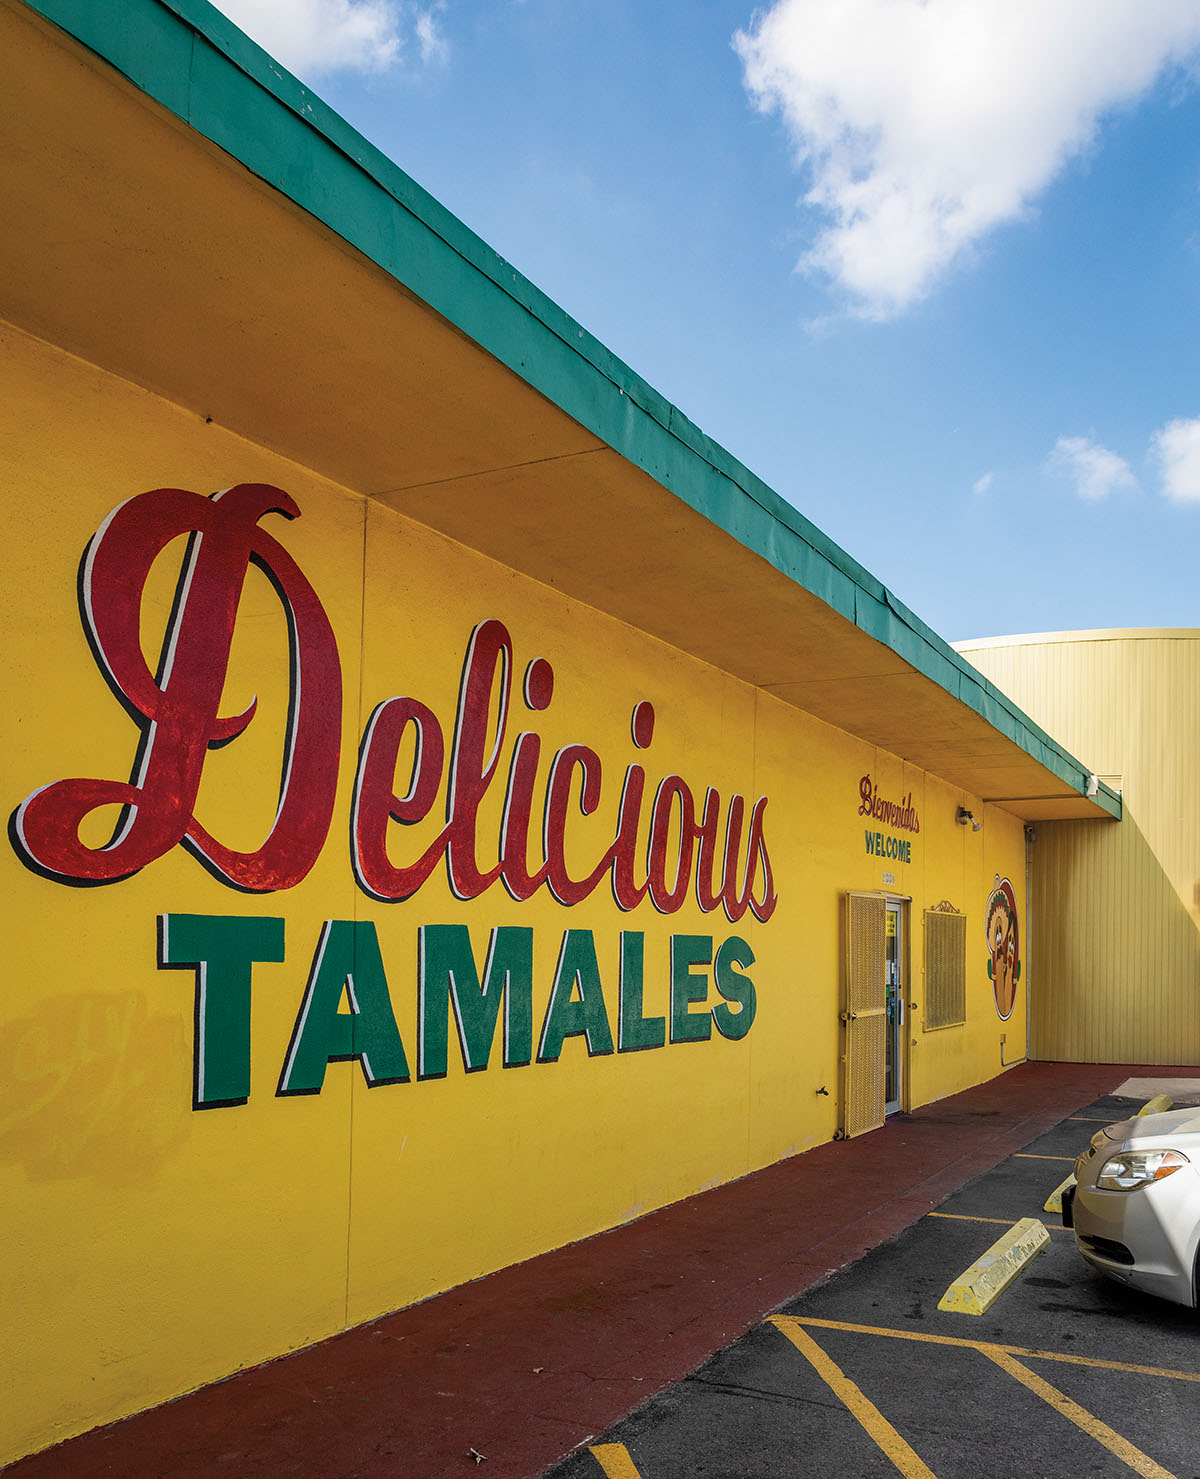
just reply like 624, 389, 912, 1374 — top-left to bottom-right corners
842, 892, 887, 1139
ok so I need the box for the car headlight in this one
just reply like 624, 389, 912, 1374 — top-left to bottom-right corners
1097, 1149, 1189, 1191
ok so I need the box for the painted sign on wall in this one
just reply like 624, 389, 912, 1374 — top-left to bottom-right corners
857, 774, 920, 833
158, 913, 759, 1110
858, 773, 918, 863
12, 484, 778, 923
9, 485, 780, 1110
986, 875, 1021, 1020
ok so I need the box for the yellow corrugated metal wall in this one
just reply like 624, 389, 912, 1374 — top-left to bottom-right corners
957, 631, 1200, 1065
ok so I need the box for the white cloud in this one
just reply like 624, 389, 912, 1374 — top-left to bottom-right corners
735, 1, 1200, 319
1153, 416, 1200, 503
415, 7, 449, 65
1046, 436, 1136, 501
213, 0, 414, 79
972, 472, 993, 496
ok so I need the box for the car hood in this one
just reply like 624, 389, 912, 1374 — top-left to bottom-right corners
1094, 1106, 1200, 1149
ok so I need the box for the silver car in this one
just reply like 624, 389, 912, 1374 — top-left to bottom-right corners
1065, 1106, 1200, 1308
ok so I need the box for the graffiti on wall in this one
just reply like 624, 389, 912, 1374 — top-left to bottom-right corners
986, 875, 1021, 1020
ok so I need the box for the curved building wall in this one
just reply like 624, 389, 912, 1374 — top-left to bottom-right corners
955, 630, 1200, 1065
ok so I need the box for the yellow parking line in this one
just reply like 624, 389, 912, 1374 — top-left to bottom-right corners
589, 1443, 644, 1478
928, 1212, 1073, 1234
984, 1349, 1177, 1479
768, 1318, 935, 1477
1013, 1153, 1075, 1161
787, 1317, 1200, 1384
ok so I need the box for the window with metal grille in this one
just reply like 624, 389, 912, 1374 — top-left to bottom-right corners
924, 908, 966, 1029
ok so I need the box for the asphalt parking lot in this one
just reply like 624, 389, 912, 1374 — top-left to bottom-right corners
548, 1094, 1200, 1479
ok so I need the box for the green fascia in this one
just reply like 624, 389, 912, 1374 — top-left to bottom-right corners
19, 0, 1120, 822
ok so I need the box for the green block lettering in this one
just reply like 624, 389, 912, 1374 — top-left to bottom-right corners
617, 932, 666, 1051
158, 913, 285, 1110
538, 929, 614, 1062
278, 921, 408, 1095
670, 935, 712, 1043
712, 936, 757, 1040
418, 924, 533, 1077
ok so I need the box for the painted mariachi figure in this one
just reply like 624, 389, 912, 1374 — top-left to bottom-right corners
986, 876, 1021, 1020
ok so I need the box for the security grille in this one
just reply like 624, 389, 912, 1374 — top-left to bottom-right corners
842, 892, 886, 1139
924, 907, 966, 1029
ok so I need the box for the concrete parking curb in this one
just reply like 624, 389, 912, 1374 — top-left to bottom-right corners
1043, 1174, 1076, 1214
937, 1217, 1050, 1315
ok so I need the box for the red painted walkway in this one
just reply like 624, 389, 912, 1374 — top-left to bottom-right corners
10, 1062, 1173, 1478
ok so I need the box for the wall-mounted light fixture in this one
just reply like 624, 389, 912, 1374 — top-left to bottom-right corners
1085, 774, 1099, 798
956, 806, 983, 832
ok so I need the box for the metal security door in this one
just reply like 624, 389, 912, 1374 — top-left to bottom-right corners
842, 892, 886, 1139
884, 900, 904, 1115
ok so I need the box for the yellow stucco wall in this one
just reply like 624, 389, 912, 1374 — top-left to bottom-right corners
958, 632, 1200, 1065
2, 317, 1027, 1461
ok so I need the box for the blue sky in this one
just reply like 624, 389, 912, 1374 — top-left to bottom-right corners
212, 0, 1200, 642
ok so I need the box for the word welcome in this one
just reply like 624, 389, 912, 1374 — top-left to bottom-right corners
13, 485, 776, 922
159, 914, 758, 1108
857, 774, 920, 834
864, 830, 912, 863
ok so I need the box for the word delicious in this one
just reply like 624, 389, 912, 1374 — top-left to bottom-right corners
14, 484, 777, 922
857, 774, 920, 835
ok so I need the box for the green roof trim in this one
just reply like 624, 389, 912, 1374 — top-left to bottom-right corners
20, 0, 1121, 821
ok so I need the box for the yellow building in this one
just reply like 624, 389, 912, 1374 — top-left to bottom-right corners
957, 630, 1200, 1066
1, 0, 1120, 1462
